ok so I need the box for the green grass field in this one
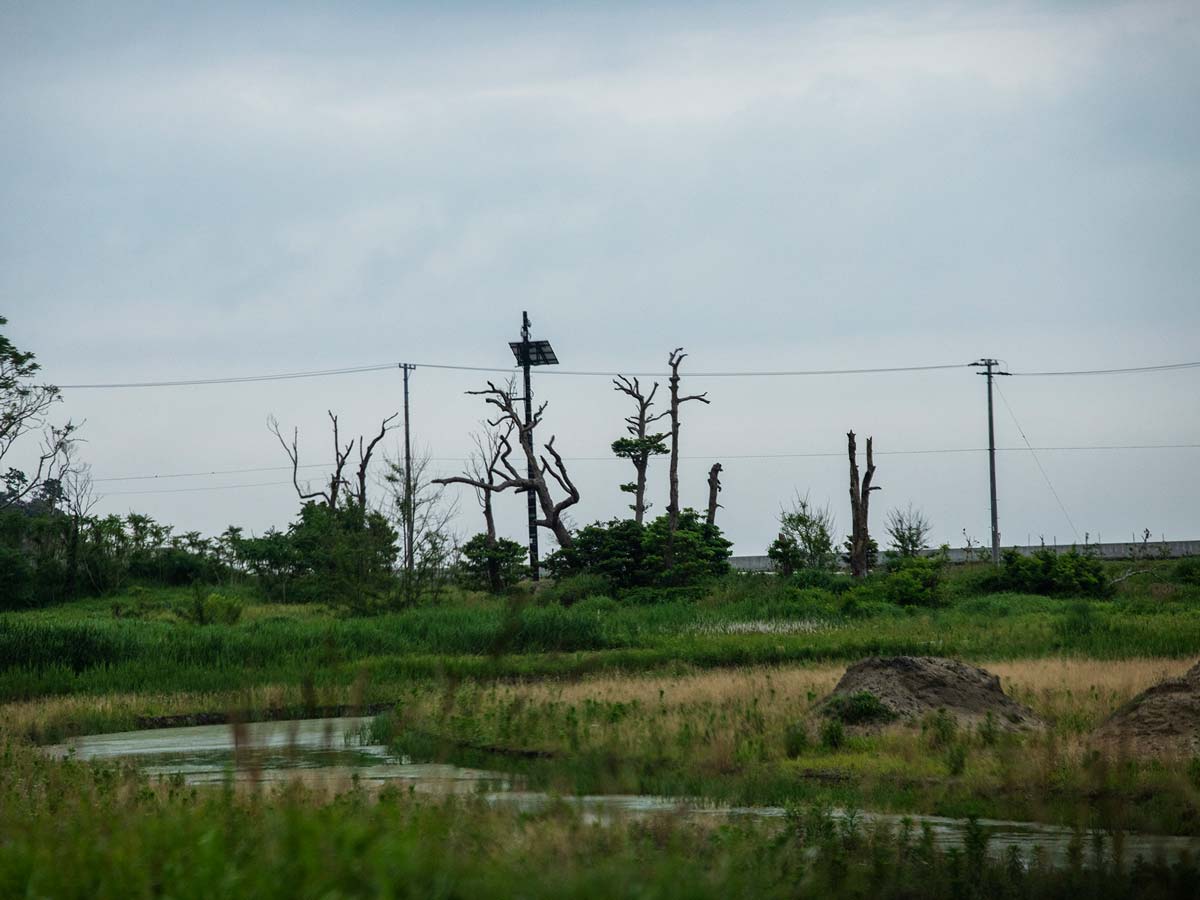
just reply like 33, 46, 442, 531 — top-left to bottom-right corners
4, 559, 1200, 896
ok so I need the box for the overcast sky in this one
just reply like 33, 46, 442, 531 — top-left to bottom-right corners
3, 1, 1198, 555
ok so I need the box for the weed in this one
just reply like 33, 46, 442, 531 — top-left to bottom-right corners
820, 718, 846, 751
824, 691, 896, 726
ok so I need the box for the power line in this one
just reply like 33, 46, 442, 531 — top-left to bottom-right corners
59, 360, 970, 389
55, 357, 1200, 390
91, 443, 1200, 489
59, 363, 401, 389
1010, 360, 1200, 377
995, 384, 1080, 542
101, 480, 294, 496
92, 463, 329, 483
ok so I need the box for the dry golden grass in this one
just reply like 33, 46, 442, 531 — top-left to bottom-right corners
5, 656, 1192, 748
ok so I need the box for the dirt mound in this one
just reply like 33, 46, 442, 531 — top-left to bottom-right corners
1092, 661, 1200, 757
819, 656, 1043, 731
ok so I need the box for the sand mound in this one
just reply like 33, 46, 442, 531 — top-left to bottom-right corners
1092, 661, 1200, 757
820, 656, 1043, 731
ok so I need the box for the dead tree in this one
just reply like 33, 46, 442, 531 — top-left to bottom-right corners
433, 382, 579, 548
846, 431, 880, 577
706, 462, 723, 526
666, 348, 709, 538
611, 375, 668, 524
463, 424, 512, 592
269, 411, 397, 509
356, 414, 399, 508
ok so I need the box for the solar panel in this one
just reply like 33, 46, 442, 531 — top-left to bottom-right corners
509, 340, 559, 367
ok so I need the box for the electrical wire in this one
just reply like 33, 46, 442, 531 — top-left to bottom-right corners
90, 443, 1200, 491
994, 384, 1080, 542
56, 357, 1200, 389
1009, 360, 1200, 376
59, 360, 971, 389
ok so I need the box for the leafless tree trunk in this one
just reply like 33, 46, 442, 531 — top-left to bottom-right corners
666, 348, 709, 539
612, 375, 668, 524
706, 462, 723, 526
434, 382, 579, 548
847, 431, 880, 577
269, 411, 396, 509
464, 424, 510, 592
356, 414, 398, 508
0, 321, 77, 510
383, 445, 458, 605
57, 440, 98, 599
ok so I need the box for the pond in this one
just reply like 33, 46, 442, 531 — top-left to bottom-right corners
44, 715, 1200, 867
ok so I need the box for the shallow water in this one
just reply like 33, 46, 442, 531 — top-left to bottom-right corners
44, 716, 1200, 866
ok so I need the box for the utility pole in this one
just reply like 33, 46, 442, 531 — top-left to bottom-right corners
521, 314, 539, 579
507, 312, 559, 581
971, 358, 1010, 564
401, 363, 416, 574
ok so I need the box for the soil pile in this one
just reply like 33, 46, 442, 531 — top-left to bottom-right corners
1092, 661, 1200, 757
820, 656, 1043, 731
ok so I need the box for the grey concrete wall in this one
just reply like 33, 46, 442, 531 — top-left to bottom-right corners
729, 540, 1200, 572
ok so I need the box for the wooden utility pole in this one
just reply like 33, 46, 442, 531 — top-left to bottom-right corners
401, 363, 416, 573
971, 359, 1010, 565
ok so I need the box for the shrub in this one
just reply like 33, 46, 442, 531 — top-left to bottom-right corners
983, 547, 1110, 598
884, 504, 932, 558
767, 494, 838, 575
923, 709, 958, 749
978, 712, 999, 747
545, 518, 648, 588
458, 534, 528, 592
946, 742, 968, 776
1174, 557, 1200, 587
825, 691, 896, 726
177, 591, 243, 626
236, 502, 398, 610
540, 573, 612, 607
784, 722, 810, 758
883, 556, 944, 607
0, 544, 34, 609
547, 510, 731, 591
819, 718, 845, 751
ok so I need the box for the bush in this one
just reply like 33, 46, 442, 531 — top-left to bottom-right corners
0, 544, 34, 609
819, 718, 845, 750
824, 691, 896, 725
784, 722, 810, 758
883, 556, 944, 607
545, 518, 648, 588
982, 547, 1110, 598
540, 573, 612, 607
547, 510, 731, 591
1174, 557, 1200, 587
458, 534, 528, 592
177, 591, 243, 626
767, 494, 838, 575
946, 741, 968, 776
235, 502, 398, 609
923, 709, 958, 749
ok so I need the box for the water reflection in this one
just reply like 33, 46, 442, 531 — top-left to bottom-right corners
44, 716, 1200, 866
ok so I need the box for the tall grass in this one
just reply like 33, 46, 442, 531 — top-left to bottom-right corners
5, 579, 1200, 702
2, 741, 1198, 897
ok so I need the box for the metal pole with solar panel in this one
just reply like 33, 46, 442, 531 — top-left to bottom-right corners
509, 311, 558, 580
